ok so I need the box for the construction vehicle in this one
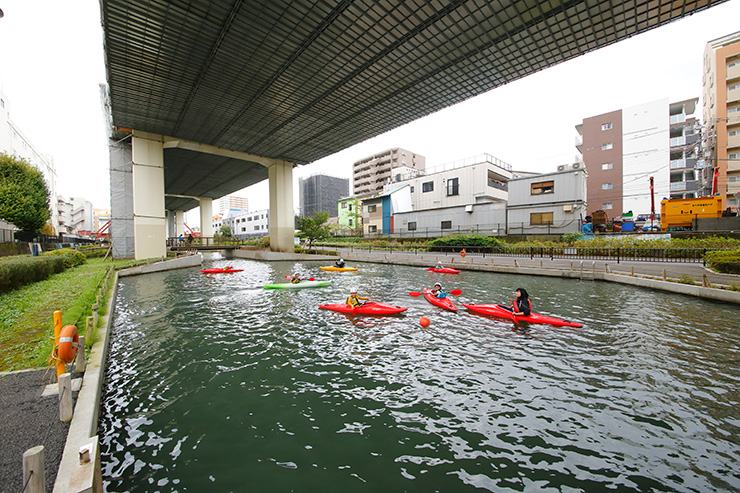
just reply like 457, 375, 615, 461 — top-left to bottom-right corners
660, 195, 723, 231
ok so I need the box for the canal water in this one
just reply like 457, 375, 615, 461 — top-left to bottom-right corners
99, 255, 740, 492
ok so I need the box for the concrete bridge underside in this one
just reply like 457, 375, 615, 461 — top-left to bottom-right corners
100, 0, 729, 259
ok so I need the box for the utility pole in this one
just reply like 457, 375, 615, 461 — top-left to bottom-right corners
649, 176, 655, 230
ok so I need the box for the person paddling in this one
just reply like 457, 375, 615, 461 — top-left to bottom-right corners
431, 283, 447, 299
507, 288, 531, 316
434, 261, 444, 270
335, 258, 346, 268
290, 273, 303, 284
346, 289, 371, 307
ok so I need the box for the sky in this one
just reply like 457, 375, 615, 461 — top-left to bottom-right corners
1, 0, 740, 228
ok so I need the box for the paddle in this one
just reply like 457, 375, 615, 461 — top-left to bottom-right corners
284, 276, 314, 281
409, 289, 461, 297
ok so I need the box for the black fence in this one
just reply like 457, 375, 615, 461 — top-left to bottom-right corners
325, 243, 714, 264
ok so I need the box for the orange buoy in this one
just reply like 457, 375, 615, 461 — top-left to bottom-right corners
419, 317, 430, 328
58, 325, 79, 363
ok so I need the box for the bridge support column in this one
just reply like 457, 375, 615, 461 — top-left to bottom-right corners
199, 198, 214, 238
175, 210, 185, 236
268, 160, 294, 252
132, 131, 166, 260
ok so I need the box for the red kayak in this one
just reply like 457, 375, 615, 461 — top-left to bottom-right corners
462, 303, 583, 327
319, 302, 408, 316
423, 289, 457, 312
427, 267, 460, 274
200, 267, 244, 274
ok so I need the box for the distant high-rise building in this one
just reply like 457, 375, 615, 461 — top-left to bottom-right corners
353, 148, 425, 196
219, 195, 249, 214
703, 31, 740, 211
576, 98, 699, 217
299, 174, 349, 218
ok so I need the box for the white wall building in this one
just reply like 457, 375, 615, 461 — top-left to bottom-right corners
0, 91, 59, 232
507, 165, 588, 234
213, 208, 269, 239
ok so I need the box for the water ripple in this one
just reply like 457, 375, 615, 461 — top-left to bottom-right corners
100, 259, 740, 492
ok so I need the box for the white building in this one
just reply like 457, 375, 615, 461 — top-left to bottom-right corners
353, 147, 425, 196
507, 165, 588, 234
382, 154, 513, 236
57, 195, 95, 236
0, 91, 59, 232
213, 209, 269, 239
219, 195, 249, 214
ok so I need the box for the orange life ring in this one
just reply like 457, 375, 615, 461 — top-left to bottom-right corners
58, 325, 79, 363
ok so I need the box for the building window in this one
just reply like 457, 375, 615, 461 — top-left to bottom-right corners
349, 219, 353, 226
368, 225, 377, 232
602, 142, 613, 150
729, 84, 740, 91
408, 222, 417, 231
422, 181, 434, 192
446, 177, 459, 196
341, 202, 347, 209
602, 163, 613, 170
410, 186, 414, 193
730, 130, 740, 137
728, 107, 740, 114
729, 61, 740, 69
348, 204, 352, 212
531, 181, 554, 195
441, 220, 452, 229
601, 122, 612, 131
530, 212, 553, 225
602, 183, 613, 190
367, 205, 377, 213
603, 203, 613, 210
729, 153, 738, 160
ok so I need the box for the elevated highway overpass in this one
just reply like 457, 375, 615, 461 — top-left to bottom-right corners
100, 0, 728, 259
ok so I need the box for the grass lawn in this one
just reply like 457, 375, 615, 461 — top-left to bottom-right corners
0, 257, 141, 372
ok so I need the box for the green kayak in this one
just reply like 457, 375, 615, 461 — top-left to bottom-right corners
263, 280, 332, 290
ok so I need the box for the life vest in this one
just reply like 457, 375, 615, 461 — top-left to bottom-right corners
346, 295, 361, 307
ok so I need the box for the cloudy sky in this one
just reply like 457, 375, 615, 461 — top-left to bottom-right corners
1, 0, 739, 226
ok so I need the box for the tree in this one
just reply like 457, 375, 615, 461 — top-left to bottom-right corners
0, 153, 51, 233
296, 211, 331, 250
217, 225, 232, 237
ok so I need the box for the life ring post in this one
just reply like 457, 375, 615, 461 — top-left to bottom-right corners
53, 310, 64, 380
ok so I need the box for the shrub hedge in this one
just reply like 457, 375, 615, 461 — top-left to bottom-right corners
704, 249, 740, 274
0, 255, 66, 294
43, 248, 87, 268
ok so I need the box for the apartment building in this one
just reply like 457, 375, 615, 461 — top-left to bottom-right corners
219, 195, 249, 214
0, 91, 59, 232
703, 31, 740, 211
298, 174, 349, 218
576, 97, 699, 217
57, 195, 94, 236
353, 148, 425, 196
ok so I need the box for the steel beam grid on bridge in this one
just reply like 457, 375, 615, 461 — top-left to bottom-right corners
101, 0, 727, 204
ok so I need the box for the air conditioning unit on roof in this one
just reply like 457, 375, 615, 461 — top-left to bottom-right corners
557, 165, 566, 172
572, 163, 582, 169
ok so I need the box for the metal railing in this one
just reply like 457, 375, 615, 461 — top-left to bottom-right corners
323, 243, 714, 264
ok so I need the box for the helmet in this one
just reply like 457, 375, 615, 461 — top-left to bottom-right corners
340, 259, 344, 262
434, 283, 442, 288
350, 288, 358, 293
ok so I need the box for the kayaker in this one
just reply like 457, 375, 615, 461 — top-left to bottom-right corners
431, 283, 447, 299
335, 258, 346, 268
290, 273, 303, 284
511, 288, 532, 316
434, 261, 444, 270
346, 289, 371, 307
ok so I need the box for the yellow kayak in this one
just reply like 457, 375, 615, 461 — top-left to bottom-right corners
319, 266, 359, 272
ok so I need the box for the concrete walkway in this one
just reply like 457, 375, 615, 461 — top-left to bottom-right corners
329, 248, 740, 303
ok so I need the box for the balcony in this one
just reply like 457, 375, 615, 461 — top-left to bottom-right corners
575, 135, 583, 152
670, 114, 686, 125
670, 182, 687, 192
